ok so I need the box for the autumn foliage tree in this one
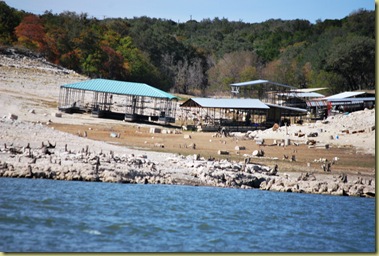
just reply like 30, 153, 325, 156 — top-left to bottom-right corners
15, 14, 46, 52
100, 45, 126, 79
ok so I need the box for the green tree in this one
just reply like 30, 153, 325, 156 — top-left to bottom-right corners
81, 50, 103, 76
326, 35, 375, 90
0, 2, 24, 45
308, 70, 345, 94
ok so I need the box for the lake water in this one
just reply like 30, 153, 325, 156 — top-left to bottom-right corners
0, 178, 375, 252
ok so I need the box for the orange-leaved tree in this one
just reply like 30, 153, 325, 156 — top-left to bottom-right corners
15, 14, 46, 52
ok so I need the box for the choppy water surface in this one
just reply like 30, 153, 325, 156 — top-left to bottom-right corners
0, 178, 375, 252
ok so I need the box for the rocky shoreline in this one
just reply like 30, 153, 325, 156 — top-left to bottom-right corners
0, 119, 374, 198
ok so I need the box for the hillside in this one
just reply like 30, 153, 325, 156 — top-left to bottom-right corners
0, 2, 375, 96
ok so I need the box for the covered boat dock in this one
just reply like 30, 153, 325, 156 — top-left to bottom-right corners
265, 103, 308, 126
58, 79, 178, 124
323, 91, 375, 113
180, 98, 270, 132
229, 80, 309, 126
306, 91, 375, 119
230, 79, 296, 104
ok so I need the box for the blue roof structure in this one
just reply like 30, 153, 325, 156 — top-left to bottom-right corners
61, 79, 177, 100
323, 91, 366, 100
181, 98, 270, 109
290, 88, 327, 93
265, 103, 308, 113
277, 92, 325, 98
230, 79, 295, 89
327, 97, 375, 104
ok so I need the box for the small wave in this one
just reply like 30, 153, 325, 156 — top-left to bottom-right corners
83, 229, 102, 235
197, 223, 213, 231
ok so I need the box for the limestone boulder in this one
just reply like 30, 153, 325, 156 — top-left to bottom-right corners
20, 165, 33, 178
32, 167, 48, 179
252, 149, 264, 157
348, 185, 364, 197
363, 186, 375, 197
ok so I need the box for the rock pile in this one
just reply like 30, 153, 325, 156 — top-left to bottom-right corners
257, 108, 375, 155
0, 130, 375, 197
0, 141, 165, 184
259, 172, 374, 197
0, 47, 77, 75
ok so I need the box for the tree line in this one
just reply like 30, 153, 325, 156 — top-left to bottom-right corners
0, 2, 375, 95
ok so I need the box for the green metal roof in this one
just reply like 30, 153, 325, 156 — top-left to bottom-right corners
61, 79, 177, 100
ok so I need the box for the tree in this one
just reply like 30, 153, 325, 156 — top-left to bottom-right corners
0, 2, 24, 45
344, 9, 375, 38
326, 35, 375, 90
81, 50, 103, 76
208, 51, 260, 94
15, 14, 46, 51
308, 70, 345, 94
173, 57, 206, 94
42, 32, 59, 63
60, 49, 81, 71
100, 45, 126, 79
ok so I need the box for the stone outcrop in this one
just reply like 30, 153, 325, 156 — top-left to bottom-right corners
0, 140, 375, 197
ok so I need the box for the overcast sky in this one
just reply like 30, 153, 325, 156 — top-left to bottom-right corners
5, 0, 375, 23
